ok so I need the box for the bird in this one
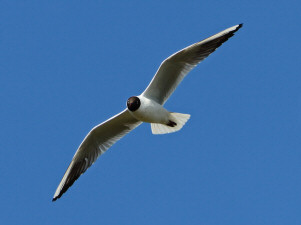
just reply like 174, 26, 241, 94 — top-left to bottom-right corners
52, 24, 243, 201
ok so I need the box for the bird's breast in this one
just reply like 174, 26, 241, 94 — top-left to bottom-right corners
129, 96, 169, 123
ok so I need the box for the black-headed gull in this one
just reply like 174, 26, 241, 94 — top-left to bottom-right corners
53, 24, 243, 201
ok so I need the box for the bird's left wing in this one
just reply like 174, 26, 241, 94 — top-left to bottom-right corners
53, 109, 142, 201
142, 24, 243, 105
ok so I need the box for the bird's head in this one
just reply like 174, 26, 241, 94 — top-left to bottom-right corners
127, 96, 141, 112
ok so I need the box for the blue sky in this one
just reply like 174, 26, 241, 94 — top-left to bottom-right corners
1, 1, 300, 224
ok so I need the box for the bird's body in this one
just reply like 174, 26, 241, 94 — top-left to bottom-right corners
128, 95, 170, 124
53, 24, 243, 201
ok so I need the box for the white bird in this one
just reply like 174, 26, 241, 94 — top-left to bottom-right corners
53, 24, 243, 201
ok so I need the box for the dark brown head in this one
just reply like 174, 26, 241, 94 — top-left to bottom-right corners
127, 96, 141, 112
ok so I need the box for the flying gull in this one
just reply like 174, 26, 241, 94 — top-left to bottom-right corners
53, 24, 243, 201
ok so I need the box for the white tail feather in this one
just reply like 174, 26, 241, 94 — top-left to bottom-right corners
151, 113, 190, 135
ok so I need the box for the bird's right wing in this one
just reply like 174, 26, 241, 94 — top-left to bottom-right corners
53, 109, 142, 201
142, 24, 243, 105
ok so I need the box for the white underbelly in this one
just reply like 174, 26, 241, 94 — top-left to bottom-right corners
130, 96, 170, 123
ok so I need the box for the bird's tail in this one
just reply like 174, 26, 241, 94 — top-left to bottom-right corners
151, 113, 190, 134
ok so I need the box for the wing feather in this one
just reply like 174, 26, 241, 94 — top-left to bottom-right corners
142, 24, 243, 105
53, 109, 142, 201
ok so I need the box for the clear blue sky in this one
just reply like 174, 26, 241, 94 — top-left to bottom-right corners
1, 1, 300, 224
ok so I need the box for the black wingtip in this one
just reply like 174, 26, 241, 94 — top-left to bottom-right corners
52, 195, 61, 202
229, 23, 243, 36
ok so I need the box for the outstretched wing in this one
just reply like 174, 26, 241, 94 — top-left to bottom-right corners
142, 24, 243, 105
53, 109, 142, 201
